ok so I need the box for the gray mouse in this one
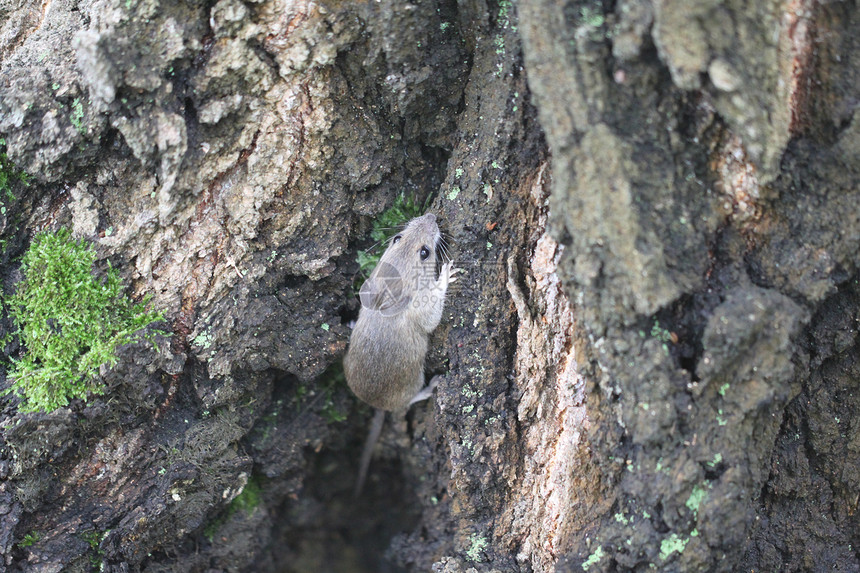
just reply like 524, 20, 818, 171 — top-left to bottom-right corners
344, 212, 458, 494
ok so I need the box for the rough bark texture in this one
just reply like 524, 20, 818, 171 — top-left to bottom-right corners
0, 0, 857, 572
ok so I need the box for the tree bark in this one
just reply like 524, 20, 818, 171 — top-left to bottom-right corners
0, 0, 857, 572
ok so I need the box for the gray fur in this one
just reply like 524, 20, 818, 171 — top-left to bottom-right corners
344, 213, 455, 412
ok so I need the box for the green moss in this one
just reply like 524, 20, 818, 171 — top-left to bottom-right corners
70, 98, 85, 134
494, 35, 505, 56
205, 475, 263, 543
649, 320, 674, 356
466, 532, 488, 561
582, 546, 604, 570
3, 228, 164, 412
192, 327, 214, 351
81, 529, 107, 568
650, 320, 673, 343
18, 530, 40, 548
659, 533, 689, 560
497, 0, 512, 29
230, 476, 262, 515
203, 517, 223, 543
580, 6, 605, 28
685, 482, 709, 518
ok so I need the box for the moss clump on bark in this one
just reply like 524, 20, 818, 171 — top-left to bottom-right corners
3, 228, 163, 412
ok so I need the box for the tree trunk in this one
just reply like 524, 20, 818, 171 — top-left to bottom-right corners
0, 0, 857, 571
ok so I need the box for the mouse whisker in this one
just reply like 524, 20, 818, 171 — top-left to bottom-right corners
363, 239, 385, 254
436, 241, 449, 262
442, 237, 454, 254
441, 245, 452, 262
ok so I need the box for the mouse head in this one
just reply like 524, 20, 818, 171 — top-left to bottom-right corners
359, 213, 442, 316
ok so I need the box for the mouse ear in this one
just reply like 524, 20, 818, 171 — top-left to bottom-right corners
359, 262, 411, 316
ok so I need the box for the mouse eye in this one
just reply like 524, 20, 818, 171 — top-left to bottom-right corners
419, 246, 431, 260
392, 235, 402, 244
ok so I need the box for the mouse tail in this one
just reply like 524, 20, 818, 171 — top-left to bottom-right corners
354, 408, 386, 497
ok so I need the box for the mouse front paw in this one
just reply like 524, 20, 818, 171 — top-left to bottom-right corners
441, 262, 463, 285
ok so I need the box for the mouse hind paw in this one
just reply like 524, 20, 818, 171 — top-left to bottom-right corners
407, 374, 443, 406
